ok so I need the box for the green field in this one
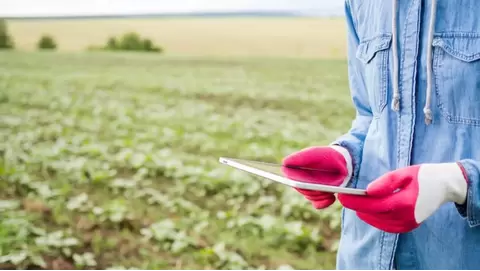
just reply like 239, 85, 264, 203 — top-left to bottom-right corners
0, 50, 354, 269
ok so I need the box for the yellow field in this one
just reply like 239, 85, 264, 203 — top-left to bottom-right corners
7, 17, 347, 59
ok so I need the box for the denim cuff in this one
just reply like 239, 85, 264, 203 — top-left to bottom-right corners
456, 160, 480, 227
330, 138, 362, 189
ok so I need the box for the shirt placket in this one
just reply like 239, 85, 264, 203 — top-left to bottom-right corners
379, 0, 422, 269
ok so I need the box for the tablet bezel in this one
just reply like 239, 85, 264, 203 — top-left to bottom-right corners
219, 157, 366, 196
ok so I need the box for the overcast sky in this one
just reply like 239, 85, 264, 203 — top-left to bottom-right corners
1, 0, 344, 17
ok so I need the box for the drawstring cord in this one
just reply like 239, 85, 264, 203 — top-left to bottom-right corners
424, 0, 437, 125
391, 0, 400, 112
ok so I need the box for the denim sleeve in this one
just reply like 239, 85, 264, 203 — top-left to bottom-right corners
456, 159, 480, 227
331, 1, 373, 187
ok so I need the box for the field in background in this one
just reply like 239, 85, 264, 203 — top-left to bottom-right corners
7, 17, 347, 58
0, 51, 354, 269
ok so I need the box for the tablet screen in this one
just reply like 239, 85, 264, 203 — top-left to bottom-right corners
226, 158, 340, 185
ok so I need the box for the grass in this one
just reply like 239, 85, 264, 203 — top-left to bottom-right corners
0, 50, 354, 269
6, 17, 347, 58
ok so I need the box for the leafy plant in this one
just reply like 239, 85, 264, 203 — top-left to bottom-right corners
198, 243, 250, 269
140, 219, 196, 254
0, 211, 47, 268
73, 252, 97, 268
0, 52, 349, 269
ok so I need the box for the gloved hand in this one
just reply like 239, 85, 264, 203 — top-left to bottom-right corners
337, 163, 468, 233
282, 146, 353, 209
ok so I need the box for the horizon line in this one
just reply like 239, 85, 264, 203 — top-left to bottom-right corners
2, 10, 343, 20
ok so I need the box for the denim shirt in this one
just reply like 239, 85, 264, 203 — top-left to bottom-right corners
333, 0, 480, 269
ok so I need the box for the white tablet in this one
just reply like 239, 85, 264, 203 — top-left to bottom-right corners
219, 157, 366, 196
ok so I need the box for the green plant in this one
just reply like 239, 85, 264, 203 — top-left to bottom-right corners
0, 52, 348, 269
0, 19, 14, 49
37, 35, 57, 50
0, 209, 79, 269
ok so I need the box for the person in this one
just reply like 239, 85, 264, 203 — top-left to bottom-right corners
282, 0, 480, 269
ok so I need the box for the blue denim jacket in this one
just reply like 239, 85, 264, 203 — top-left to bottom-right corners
333, 0, 480, 269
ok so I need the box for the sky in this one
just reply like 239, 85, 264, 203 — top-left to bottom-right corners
0, 0, 344, 17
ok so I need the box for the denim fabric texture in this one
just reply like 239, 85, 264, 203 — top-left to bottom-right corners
333, 0, 480, 269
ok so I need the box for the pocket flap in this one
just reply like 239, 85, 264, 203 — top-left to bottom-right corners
433, 33, 480, 62
356, 34, 392, 64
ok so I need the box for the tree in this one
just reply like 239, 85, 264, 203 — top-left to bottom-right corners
0, 19, 15, 49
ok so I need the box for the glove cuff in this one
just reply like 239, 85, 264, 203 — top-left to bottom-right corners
449, 162, 469, 204
422, 163, 468, 205
329, 145, 353, 187
413, 163, 467, 223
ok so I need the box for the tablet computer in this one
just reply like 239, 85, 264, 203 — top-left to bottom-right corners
219, 157, 366, 195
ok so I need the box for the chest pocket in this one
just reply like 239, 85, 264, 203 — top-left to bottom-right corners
356, 34, 392, 117
433, 33, 480, 126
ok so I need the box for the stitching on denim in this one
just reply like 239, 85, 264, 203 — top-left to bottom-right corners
405, 0, 422, 167
388, 234, 399, 270
379, 231, 385, 269
467, 180, 480, 226
461, 162, 480, 227
395, 0, 414, 170
357, 35, 392, 64
360, 33, 393, 44
433, 39, 480, 62
435, 32, 480, 38
433, 40, 480, 126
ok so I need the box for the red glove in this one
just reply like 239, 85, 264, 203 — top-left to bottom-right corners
337, 163, 468, 233
282, 146, 353, 209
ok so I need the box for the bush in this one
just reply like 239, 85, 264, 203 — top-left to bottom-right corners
142, 38, 162, 52
118, 32, 143, 51
0, 19, 15, 49
93, 32, 163, 53
37, 35, 57, 50
106, 37, 117, 50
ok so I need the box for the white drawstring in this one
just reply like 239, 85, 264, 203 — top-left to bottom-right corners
424, 0, 437, 125
391, 0, 400, 112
